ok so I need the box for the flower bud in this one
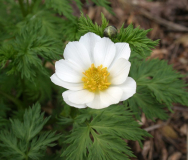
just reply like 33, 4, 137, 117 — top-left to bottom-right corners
104, 26, 117, 38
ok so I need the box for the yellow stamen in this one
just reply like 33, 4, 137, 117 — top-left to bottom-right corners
82, 63, 111, 92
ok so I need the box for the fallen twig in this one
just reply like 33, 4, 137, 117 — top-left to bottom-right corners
144, 123, 166, 132
139, 9, 188, 32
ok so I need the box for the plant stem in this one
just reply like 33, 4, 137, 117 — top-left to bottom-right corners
21, 78, 27, 107
26, 0, 29, 13
18, 0, 26, 17
26, 0, 29, 6
0, 90, 23, 109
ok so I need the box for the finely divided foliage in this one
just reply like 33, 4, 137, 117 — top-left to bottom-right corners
0, 103, 61, 160
0, 28, 62, 80
79, 13, 109, 37
60, 105, 150, 160
45, 0, 113, 21
127, 59, 188, 119
130, 60, 188, 107
0, 0, 188, 159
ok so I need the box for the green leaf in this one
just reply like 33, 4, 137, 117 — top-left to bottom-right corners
0, 103, 61, 160
0, 0, 22, 45
24, 69, 53, 103
11, 103, 50, 140
28, 131, 61, 159
61, 18, 82, 41
115, 24, 159, 59
61, 105, 150, 160
0, 130, 26, 160
90, 0, 113, 14
45, 0, 113, 20
62, 126, 92, 160
0, 26, 61, 80
78, 13, 109, 37
45, 0, 75, 20
127, 87, 168, 120
17, 10, 64, 39
128, 59, 188, 119
88, 134, 132, 160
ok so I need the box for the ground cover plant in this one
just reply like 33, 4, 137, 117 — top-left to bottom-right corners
0, 0, 188, 160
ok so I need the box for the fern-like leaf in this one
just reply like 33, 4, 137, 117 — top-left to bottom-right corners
128, 59, 188, 120
0, 103, 61, 160
60, 105, 150, 160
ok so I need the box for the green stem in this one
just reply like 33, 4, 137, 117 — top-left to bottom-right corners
0, 90, 23, 109
21, 78, 27, 107
18, 0, 26, 17
27, 0, 29, 12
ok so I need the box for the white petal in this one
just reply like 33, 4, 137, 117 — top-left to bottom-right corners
79, 32, 101, 63
118, 77, 137, 101
64, 42, 91, 70
86, 94, 107, 109
109, 58, 131, 85
68, 90, 94, 104
115, 43, 131, 61
93, 37, 116, 67
87, 87, 123, 109
100, 87, 123, 107
63, 91, 86, 108
55, 59, 83, 83
50, 74, 83, 90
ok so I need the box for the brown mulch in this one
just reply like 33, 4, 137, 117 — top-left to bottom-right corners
81, 0, 188, 159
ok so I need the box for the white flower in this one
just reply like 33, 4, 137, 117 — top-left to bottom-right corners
50, 32, 136, 109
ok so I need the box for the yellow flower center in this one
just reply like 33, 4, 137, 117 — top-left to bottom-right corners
82, 64, 111, 92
